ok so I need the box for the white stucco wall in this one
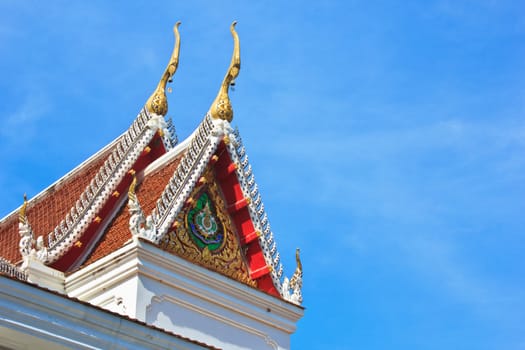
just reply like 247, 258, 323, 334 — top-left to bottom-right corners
66, 239, 303, 350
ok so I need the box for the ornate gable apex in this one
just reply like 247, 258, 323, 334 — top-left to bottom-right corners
128, 115, 302, 305
127, 23, 302, 305
158, 162, 256, 288
4, 24, 182, 272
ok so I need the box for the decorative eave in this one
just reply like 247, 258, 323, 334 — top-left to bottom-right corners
226, 130, 302, 304
18, 109, 168, 268
17, 23, 182, 270
0, 257, 27, 281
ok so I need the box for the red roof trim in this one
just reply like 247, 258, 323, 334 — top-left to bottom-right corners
213, 142, 279, 297
51, 132, 167, 271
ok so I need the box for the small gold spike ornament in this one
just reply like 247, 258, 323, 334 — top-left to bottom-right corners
209, 21, 240, 122
19, 194, 28, 225
128, 174, 137, 204
146, 22, 181, 116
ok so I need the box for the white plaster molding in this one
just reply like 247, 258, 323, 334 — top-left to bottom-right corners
24, 257, 65, 293
148, 294, 280, 349
97, 294, 129, 316
63, 238, 302, 350
136, 240, 303, 332
65, 239, 303, 331
0, 276, 210, 350
65, 240, 140, 300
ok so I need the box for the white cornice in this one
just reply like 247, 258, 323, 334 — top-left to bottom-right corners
137, 239, 303, 333
65, 238, 303, 335
0, 276, 212, 349
65, 239, 139, 298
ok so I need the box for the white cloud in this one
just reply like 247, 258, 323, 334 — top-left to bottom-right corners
0, 94, 51, 150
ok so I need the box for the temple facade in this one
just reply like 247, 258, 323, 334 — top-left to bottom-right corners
0, 22, 303, 350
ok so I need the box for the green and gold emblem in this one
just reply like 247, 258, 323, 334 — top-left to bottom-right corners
186, 192, 225, 251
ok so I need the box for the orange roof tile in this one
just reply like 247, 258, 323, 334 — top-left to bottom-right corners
82, 152, 184, 266
0, 144, 115, 264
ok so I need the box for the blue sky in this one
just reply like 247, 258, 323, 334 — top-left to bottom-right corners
1, 1, 524, 349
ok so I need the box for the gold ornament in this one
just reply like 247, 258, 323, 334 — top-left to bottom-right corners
209, 21, 240, 122
290, 248, 302, 290
146, 22, 181, 116
19, 194, 28, 225
128, 174, 137, 203
159, 167, 255, 287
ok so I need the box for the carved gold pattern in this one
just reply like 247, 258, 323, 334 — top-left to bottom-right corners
146, 22, 181, 116
209, 21, 240, 122
128, 174, 137, 203
159, 166, 255, 287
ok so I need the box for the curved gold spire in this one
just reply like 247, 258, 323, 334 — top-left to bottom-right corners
146, 22, 181, 116
19, 194, 28, 225
209, 21, 240, 122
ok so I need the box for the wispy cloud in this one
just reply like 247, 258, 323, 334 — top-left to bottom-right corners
262, 118, 525, 325
0, 93, 51, 151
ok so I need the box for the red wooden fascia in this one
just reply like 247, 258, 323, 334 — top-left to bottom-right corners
212, 141, 279, 297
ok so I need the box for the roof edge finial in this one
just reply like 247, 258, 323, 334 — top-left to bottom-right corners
209, 21, 240, 122
19, 194, 28, 225
146, 21, 181, 116
282, 247, 303, 305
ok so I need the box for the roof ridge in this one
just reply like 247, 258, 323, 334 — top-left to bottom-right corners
128, 113, 222, 243
35, 109, 168, 264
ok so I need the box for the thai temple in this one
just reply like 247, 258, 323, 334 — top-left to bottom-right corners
0, 22, 304, 349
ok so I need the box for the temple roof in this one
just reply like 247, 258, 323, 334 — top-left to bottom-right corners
82, 150, 184, 267
0, 22, 302, 306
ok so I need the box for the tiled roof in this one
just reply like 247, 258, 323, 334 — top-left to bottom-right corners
0, 144, 115, 264
82, 152, 184, 266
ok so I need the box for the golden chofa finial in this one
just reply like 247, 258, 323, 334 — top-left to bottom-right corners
19, 194, 28, 224
209, 21, 240, 122
146, 22, 182, 116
